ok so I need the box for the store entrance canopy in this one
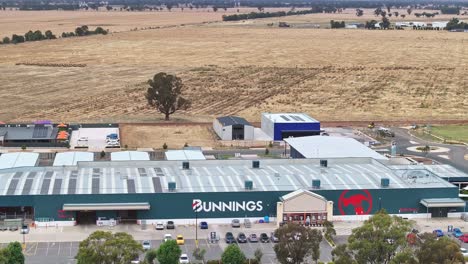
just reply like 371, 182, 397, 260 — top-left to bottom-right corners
63, 202, 150, 211
420, 198, 466, 208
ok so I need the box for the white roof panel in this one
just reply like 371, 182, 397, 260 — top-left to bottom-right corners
285, 136, 387, 160
111, 151, 150, 161
53, 152, 94, 166
165, 150, 206, 161
263, 113, 319, 123
0, 153, 39, 169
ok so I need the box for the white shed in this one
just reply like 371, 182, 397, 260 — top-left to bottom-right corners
165, 150, 206, 161
0, 152, 39, 169
53, 152, 94, 166
213, 116, 254, 140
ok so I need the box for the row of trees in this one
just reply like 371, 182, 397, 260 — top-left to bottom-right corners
332, 210, 465, 264
222, 8, 321, 21
0, 26, 108, 45
330, 20, 346, 28
446, 18, 468, 30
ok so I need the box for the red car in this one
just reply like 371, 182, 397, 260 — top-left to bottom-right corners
459, 234, 468, 243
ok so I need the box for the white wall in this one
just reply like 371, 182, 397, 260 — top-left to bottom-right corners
261, 114, 274, 140
138, 217, 277, 226
244, 125, 255, 140
213, 120, 232, 140
34, 221, 76, 227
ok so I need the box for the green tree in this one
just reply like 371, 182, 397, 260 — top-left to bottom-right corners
193, 247, 206, 262
2, 36, 10, 44
212, 6, 218, 12
76, 231, 143, 264
145, 72, 191, 121
45, 30, 56, 39
356, 8, 364, 16
100, 150, 106, 159
416, 233, 464, 263
334, 210, 412, 264
274, 223, 322, 264
4, 242, 25, 264
94, 27, 108, 35
156, 240, 181, 264
380, 16, 391, 29
254, 248, 263, 262
221, 244, 246, 264
323, 220, 337, 242
407, 8, 412, 15
145, 248, 158, 264
332, 244, 356, 264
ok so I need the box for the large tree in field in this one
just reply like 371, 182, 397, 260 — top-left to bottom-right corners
76, 231, 143, 264
221, 244, 246, 264
333, 210, 412, 264
145, 72, 191, 121
156, 240, 182, 264
274, 223, 322, 264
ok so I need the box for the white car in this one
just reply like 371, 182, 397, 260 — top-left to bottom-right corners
179, 253, 190, 264
155, 221, 164, 230
130, 257, 140, 264
142, 240, 151, 250
461, 248, 468, 257
164, 234, 173, 242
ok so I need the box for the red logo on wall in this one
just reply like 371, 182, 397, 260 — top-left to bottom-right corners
338, 190, 373, 215
57, 210, 72, 219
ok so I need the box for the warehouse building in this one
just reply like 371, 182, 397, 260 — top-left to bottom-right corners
0, 124, 62, 147
53, 152, 94, 166
285, 136, 387, 160
0, 158, 464, 226
0, 152, 39, 169
213, 116, 254, 140
261, 113, 321, 141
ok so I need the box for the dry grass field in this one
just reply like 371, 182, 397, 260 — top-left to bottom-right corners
120, 124, 216, 149
0, 10, 467, 123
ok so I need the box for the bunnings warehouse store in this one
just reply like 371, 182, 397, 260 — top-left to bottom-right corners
0, 158, 466, 226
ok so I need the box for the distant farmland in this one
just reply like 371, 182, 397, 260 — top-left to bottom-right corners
0, 9, 466, 123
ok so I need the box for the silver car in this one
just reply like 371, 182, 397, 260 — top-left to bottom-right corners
231, 219, 241, 228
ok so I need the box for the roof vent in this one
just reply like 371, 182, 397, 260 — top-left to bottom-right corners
312, 179, 321, 189
320, 160, 328, 167
182, 162, 189, 170
168, 182, 176, 191
245, 180, 253, 190
381, 178, 390, 188
252, 160, 260, 169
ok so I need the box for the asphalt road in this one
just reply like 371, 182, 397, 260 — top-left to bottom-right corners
392, 128, 468, 173
15, 237, 334, 264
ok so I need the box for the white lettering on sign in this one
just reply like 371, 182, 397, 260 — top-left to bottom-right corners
192, 199, 263, 213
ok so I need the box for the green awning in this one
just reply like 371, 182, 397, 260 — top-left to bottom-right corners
63, 202, 150, 211
420, 198, 466, 208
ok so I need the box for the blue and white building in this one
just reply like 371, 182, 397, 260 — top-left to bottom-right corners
261, 113, 321, 141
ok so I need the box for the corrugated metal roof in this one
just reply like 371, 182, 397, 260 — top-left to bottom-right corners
0, 153, 39, 169
0, 126, 57, 140
285, 136, 387, 160
165, 150, 206, 161
262, 113, 319, 123
53, 152, 94, 166
216, 116, 252, 126
0, 158, 457, 196
111, 151, 150, 161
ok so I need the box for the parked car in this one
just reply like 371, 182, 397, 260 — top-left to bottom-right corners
237, 233, 247, 243
9, 226, 18, 232
164, 234, 173, 242
179, 253, 190, 264
176, 235, 185, 245
244, 219, 251, 228
142, 240, 151, 250
200, 221, 208, 229
433, 229, 444, 237
0, 226, 7, 231
459, 234, 468, 243
231, 219, 241, 228
225, 232, 235, 244
20, 224, 29, 234
260, 233, 269, 243
461, 248, 468, 257
270, 232, 279, 243
166, 221, 175, 229
248, 234, 258, 243
155, 221, 164, 230
452, 228, 463, 238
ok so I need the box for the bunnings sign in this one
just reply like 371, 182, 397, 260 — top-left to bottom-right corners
192, 199, 263, 213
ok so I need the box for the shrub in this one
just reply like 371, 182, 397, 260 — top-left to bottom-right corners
100, 150, 106, 158
163, 143, 168, 150
21, 145, 27, 151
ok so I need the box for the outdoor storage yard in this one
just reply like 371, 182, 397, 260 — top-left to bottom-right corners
0, 10, 467, 123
